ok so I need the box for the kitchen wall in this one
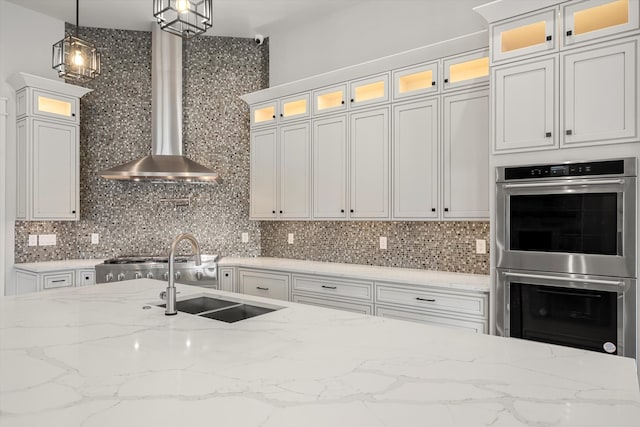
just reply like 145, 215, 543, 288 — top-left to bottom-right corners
261, 221, 489, 274
267, 0, 488, 85
13, 26, 269, 267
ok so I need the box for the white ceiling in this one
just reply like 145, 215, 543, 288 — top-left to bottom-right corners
6, 0, 365, 38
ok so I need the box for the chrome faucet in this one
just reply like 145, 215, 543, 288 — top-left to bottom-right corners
165, 233, 202, 316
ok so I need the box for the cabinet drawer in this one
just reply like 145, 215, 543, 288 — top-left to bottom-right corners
42, 271, 75, 289
375, 283, 487, 317
238, 269, 290, 301
292, 294, 372, 315
292, 275, 373, 301
375, 305, 487, 333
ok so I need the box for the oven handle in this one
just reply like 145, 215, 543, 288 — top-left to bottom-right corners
502, 178, 624, 189
502, 272, 623, 287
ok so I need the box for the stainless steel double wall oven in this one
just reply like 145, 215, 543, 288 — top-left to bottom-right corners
496, 158, 637, 357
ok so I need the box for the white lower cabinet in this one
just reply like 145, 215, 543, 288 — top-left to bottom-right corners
77, 269, 96, 286
291, 274, 374, 314
375, 305, 487, 333
15, 265, 98, 294
293, 294, 373, 315
219, 267, 236, 292
238, 269, 290, 301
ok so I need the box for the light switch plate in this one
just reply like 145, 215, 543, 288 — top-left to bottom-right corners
379, 236, 387, 250
288, 233, 294, 244
39, 234, 57, 246
28, 235, 38, 246
241, 232, 249, 243
91, 233, 99, 244
476, 239, 487, 254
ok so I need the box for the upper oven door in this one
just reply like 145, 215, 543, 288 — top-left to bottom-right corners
496, 176, 636, 277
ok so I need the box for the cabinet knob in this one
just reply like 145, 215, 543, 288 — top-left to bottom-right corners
545, 132, 552, 138
431, 81, 436, 86
280, 114, 283, 117
340, 209, 344, 213
225, 273, 229, 277
272, 210, 276, 214
71, 113, 76, 117
431, 208, 436, 212
566, 30, 573, 36
350, 209, 354, 213
341, 100, 345, 104
546, 35, 552, 41
444, 78, 449, 83
350, 98, 354, 103
72, 210, 76, 214
444, 208, 449, 212
272, 115, 276, 119
279, 210, 283, 214
566, 130, 573, 135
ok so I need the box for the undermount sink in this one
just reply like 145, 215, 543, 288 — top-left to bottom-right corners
157, 296, 280, 323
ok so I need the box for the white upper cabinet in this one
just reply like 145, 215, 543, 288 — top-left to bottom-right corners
491, 8, 558, 63
392, 99, 439, 219
250, 127, 278, 218
313, 115, 348, 219
442, 49, 490, 91
313, 84, 347, 116
278, 93, 310, 122
443, 89, 490, 219
349, 73, 390, 109
563, 0, 639, 46
561, 37, 638, 147
250, 101, 277, 128
279, 122, 311, 218
392, 62, 439, 100
17, 89, 79, 124
493, 57, 557, 153
350, 107, 390, 219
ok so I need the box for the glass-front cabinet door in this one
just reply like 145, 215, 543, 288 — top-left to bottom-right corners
22, 89, 79, 124
443, 49, 489, 91
313, 84, 347, 116
392, 62, 438, 100
563, 0, 639, 46
250, 101, 277, 127
491, 8, 558, 63
349, 73, 390, 109
278, 93, 310, 122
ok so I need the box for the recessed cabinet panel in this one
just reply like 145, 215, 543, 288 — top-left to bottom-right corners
279, 93, 309, 122
313, 115, 347, 219
393, 62, 438, 100
16, 120, 27, 219
251, 102, 277, 127
250, 128, 278, 218
393, 99, 439, 219
313, 85, 347, 115
279, 122, 310, 218
443, 90, 489, 219
349, 74, 390, 109
443, 50, 489, 91
350, 107, 390, 219
562, 38, 638, 147
494, 57, 557, 152
31, 89, 78, 123
32, 119, 77, 219
492, 9, 558, 63
564, 0, 639, 46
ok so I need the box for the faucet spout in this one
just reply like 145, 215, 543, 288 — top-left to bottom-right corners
165, 233, 202, 315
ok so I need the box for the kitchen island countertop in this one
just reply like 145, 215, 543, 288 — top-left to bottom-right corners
1, 279, 638, 426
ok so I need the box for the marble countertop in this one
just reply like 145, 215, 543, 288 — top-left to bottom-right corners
1, 279, 638, 427
220, 257, 490, 292
14, 259, 106, 272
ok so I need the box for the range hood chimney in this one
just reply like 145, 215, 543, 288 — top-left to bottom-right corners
99, 27, 222, 184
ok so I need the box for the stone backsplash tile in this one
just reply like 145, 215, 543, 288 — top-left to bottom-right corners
260, 221, 490, 275
14, 27, 268, 263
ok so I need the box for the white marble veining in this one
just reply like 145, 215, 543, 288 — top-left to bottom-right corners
220, 257, 490, 292
0, 279, 637, 426
14, 259, 105, 273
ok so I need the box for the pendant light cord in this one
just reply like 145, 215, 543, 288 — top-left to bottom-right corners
75, 0, 79, 37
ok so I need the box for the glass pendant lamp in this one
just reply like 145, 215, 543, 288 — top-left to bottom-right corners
153, 0, 214, 38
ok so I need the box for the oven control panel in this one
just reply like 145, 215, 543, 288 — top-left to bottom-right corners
504, 160, 625, 180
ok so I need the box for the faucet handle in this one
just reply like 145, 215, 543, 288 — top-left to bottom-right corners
159, 291, 167, 300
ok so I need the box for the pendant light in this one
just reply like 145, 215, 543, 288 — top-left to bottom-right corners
52, 0, 100, 81
153, 0, 213, 38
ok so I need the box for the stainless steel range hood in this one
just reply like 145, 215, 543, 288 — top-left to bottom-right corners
99, 27, 222, 184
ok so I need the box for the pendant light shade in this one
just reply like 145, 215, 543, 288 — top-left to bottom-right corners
52, 0, 100, 81
153, 0, 213, 38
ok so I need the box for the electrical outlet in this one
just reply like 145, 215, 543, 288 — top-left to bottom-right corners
28, 235, 38, 246
39, 234, 57, 246
476, 239, 487, 254
91, 233, 99, 244
379, 236, 387, 250
288, 233, 294, 244
241, 232, 249, 243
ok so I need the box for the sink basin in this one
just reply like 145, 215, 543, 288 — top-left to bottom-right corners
157, 295, 281, 323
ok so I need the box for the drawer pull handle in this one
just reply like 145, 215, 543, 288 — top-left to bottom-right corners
256, 286, 269, 291
51, 279, 67, 283
416, 297, 436, 302
321, 285, 337, 290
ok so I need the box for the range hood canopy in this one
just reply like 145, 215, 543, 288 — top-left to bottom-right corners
99, 26, 221, 184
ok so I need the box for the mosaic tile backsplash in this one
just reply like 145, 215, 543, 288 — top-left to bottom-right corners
15, 26, 489, 275
260, 221, 489, 275
15, 26, 268, 261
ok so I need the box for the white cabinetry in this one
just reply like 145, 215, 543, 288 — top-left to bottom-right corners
291, 274, 374, 314
219, 267, 236, 292
15, 265, 97, 295
250, 128, 278, 218
238, 269, 290, 301
562, 0, 640, 47
313, 115, 348, 218
9, 73, 91, 221
491, 8, 558, 64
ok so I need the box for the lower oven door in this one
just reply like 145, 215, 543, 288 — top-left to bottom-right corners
497, 269, 636, 357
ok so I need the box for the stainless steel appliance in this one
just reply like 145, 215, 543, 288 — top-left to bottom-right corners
496, 158, 636, 278
95, 254, 219, 288
496, 158, 637, 357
